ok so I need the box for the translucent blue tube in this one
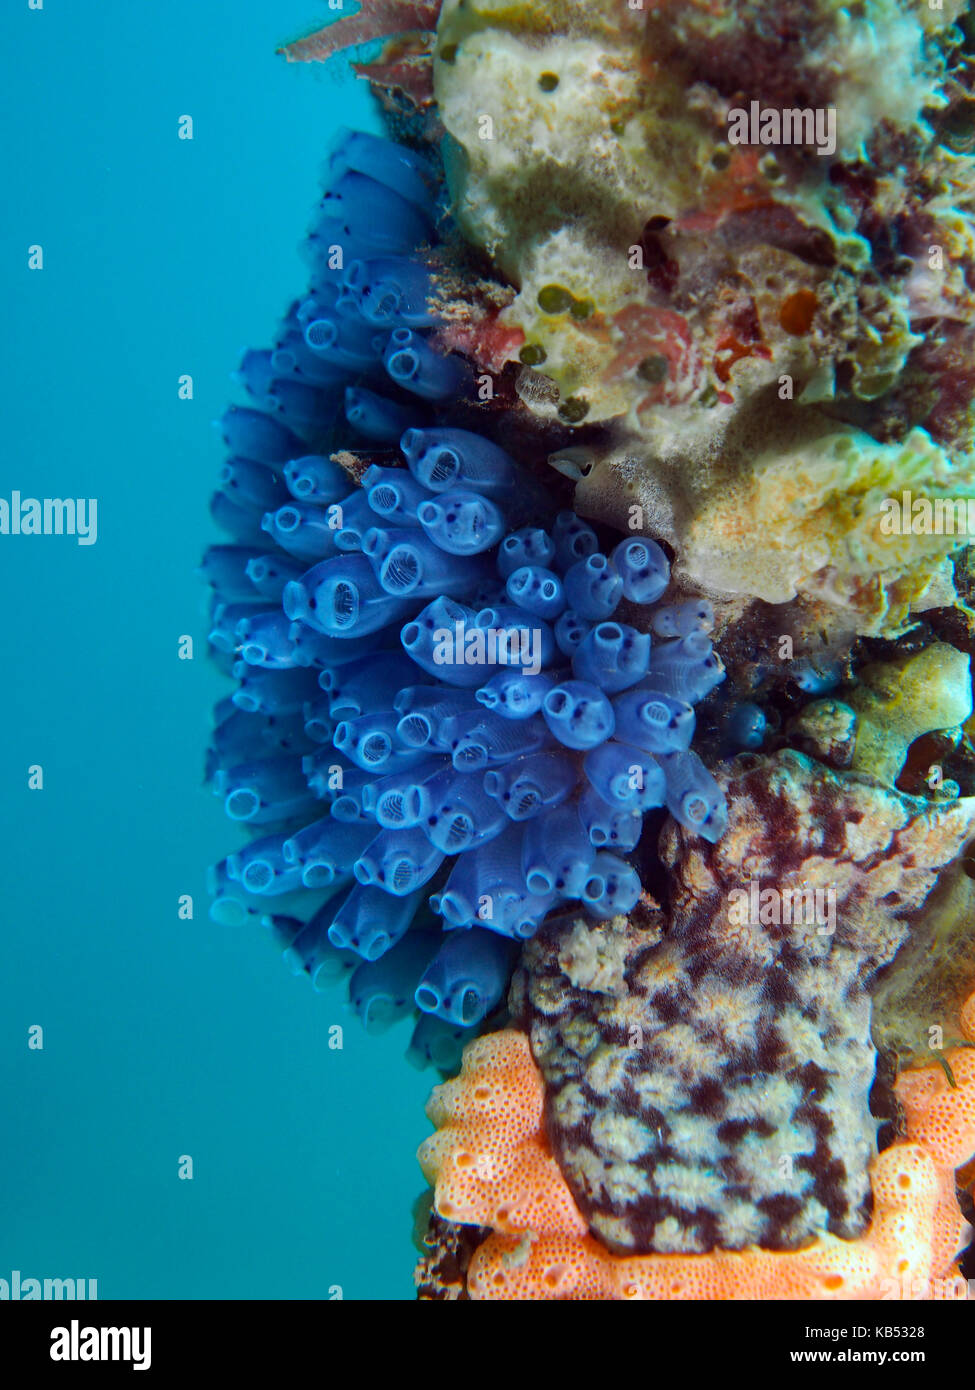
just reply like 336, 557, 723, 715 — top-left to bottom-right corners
270, 330, 351, 391
345, 386, 424, 444
393, 685, 481, 746
362, 525, 491, 598
325, 883, 423, 961
436, 709, 547, 771
225, 831, 306, 896
330, 490, 380, 552
416, 491, 506, 556
483, 750, 577, 820
284, 455, 350, 505
282, 817, 376, 888
659, 749, 729, 842
583, 740, 666, 811
522, 805, 595, 897
383, 330, 470, 401
577, 786, 643, 852
412, 764, 508, 853
301, 749, 356, 802
414, 928, 517, 1026
315, 170, 432, 251
646, 638, 726, 704
210, 490, 266, 545
304, 311, 384, 371
434, 824, 527, 928
210, 708, 313, 769
724, 701, 766, 751
219, 406, 304, 464
400, 596, 485, 688
275, 905, 360, 987
551, 510, 599, 570
236, 347, 276, 403
496, 527, 555, 578
199, 545, 264, 601
611, 687, 695, 753
651, 598, 714, 638
326, 767, 375, 822
582, 853, 642, 919
362, 464, 433, 525
235, 610, 300, 669
554, 609, 592, 657
475, 671, 552, 720
320, 652, 417, 718
262, 502, 340, 563
505, 565, 565, 620
473, 605, 556, 671
303, 223, 402, 285
573, 621, 652, 692
289, 624, 382, 669
610, 536, 671, 605
541, 680, 615, 750
354, 826, 445, 894
332, 710, 430, 774
406, 1012, 473, 1073
489, 887, 557, 940
328, 129, 438, 210
563, 553, 624, 620
401, 427, 519, 499
208, 860, 332, 929
214, 754, 317, 825
350, 930, 441, 1034
344, 257, 436, 328
267, 377, 338, 440
232, 665, 320, 716
283, 553, 414, 638
361, 757, 444, 828
219, 457, 290, 512
208, 601, 266, 656
244, 552, 306, 601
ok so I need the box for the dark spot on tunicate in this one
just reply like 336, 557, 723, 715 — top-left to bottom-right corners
538, 72, 559, 92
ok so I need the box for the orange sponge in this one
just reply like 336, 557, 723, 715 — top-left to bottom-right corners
419, 997, 975, 1301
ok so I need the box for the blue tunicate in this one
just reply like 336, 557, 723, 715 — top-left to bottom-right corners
226, 831, 306, 897
393, 685, 481, 747
328, 884, 427, 959
220, 457, 290, 512
563, 553, 624, 621
284, 455, 350, 505
235, 609, 301, 669
505, 565, 565, 620
436, 709, 547, 770
401, 427, 519, 500
236, 347, 277, 403
354, 825, 445, 894
210, 490, 266, 546
651, 598, 714, 639
320, 652, 417, 718
384, 330, 470, 401
577, 787, 643, 852
283, 553, 413, 637
214, 754, 318, 824
434, 825, 527, 929
332, 710, 430, 774
522, 805, 595, 898
345, 386, 425, 444
350, 930, 441, 1033
646, 637, 726, 704
262, 501, 340, 563
659, 748, 728, 842
794, 658, 843, 694
496, 527, 555, 578
475, 671, 552, 720
303, 310, 384, 371
331, 490, 379, 552
316, 170, 432, 247
362, 464, 432, 526
542, 680, 615, 750
209, 601, 265, 656
414, 928, 517, 1027
582, 853, 642, 919
361, 757, 444, 829
725, 701, 766, 751
406, 1012, 473, 1073
551, 511, 599, 570
232, 664, 320, 716
583, 740, 666, 811
266, 377, 339, 439
483, 750, 577, 821
328, 129, 438, 211
573, 621, 652, 693
219, 405, 304, 464
245, 552, 307, 602
362, 525, 491, 598
612, 687, 695, 754
344, 257, 436, 328
399, 597, 485, 687
610, 537, 670, 604
200, 545, 265, 601
416, 764, 508, 854
416, 491, 506, 556
282, 817, 376, 888
554, 609, 591, 657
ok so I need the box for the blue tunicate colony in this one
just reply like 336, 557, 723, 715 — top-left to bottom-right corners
201, 129, 729, 1071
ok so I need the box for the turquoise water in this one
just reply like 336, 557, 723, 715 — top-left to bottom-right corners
1, 0, 432, 1299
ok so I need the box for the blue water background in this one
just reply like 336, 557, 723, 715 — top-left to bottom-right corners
0, 0, 433, 1299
